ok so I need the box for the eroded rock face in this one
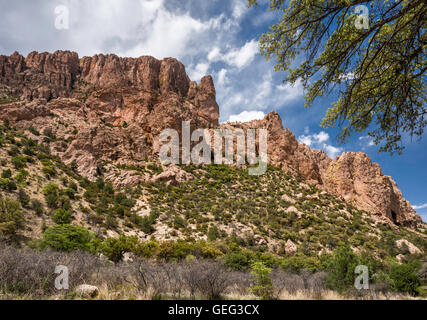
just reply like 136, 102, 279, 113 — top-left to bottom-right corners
224, 112, 422, 227
0, 51, 421, 227
0, 51, 219, 180
221, 111, 327, 185
323, 152, 421, 227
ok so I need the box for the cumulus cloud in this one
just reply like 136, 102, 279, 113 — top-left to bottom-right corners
227, 110, 266, 123
223, 39, 259, 69
232, 0, 248, 19
188, 62, 210, 81
276, 79, 304, 103
216, 68, 229, 86
298, 131, 343, 158
206, 40, 259, 69
413, 203, 427, 210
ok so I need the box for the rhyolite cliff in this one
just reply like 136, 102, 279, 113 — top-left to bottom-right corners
0, 50, 422, 227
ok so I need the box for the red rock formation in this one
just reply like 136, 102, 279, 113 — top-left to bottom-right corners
0, 51, 219, 180
224, 113, 421, 227
0, 51, 420, 227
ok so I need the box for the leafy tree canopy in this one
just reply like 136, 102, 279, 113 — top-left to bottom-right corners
249, 0, 426, 153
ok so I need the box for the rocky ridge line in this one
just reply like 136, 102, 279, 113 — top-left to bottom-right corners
0, 50, 422, 227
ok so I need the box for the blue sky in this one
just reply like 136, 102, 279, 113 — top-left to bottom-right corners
0, 0, 425, 221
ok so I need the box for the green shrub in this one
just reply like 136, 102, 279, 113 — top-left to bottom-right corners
42, 183, 59, 209
250, 262, 273, 300
1, 169, 12, 179
0, 178, 17, 191
101, 235, 138, 263
388, 262, 422, 295
11, 156, 26, 170
224, 251, 253, 271
39, 224, 95, 252
17, 189, 30, 208
324, 246, 360, 292
281, 253, 321, 273
15, 169, 29, 184
53, 208, 72, 225
207, 225, 220, 241
0, 197, 25, 236
31, 199, 44, 216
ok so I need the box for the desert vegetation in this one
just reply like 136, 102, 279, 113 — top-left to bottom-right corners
0, 243, 425, 300
0, 120, 426, 300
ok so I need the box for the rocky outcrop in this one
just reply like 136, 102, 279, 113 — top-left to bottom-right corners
0, 51, 421, 227
224, 112, 422, 227
396, 239, 423, 255
0, 51, 79, 100
285, 240, 297, 256
323, 152, 421, 227
150, 165, 194, 186
0, 51, 219, 179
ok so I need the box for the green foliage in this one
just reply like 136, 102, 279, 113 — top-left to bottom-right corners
101, 235, 138, 263
207, 225, 220, 241
280, 254, 322, 273
39, 224, 95, 252
324, 246, 361, 292
0, 197, 25, 236
1, 169, 12, 179
250, 262, 273, 300
41, 159, 57, 178
388, 261, 422, 295
42, 183, 59, 209
0, 178, 17, 191
250, 0, 427, 154
154, 240, 223, 262
11, 156, 27, 169
17, 189, 30, 208
225, 251, 253, 271
31, 199, 44, 216
53, 208, 72, 225
15, 169, 29, 184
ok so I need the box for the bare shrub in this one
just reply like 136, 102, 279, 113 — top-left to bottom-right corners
228, 271, 251, 297
159, 262, 184, 299
308, 272, 327, 299
181, 259, 231, 300
134, 259, 169, 299
0, 246, 101, 297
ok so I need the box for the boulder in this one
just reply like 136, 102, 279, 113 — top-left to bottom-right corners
285, 240, 297, 256
75, 284, 99, 298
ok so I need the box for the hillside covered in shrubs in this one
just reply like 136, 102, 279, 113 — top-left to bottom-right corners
0, 120, 426, 300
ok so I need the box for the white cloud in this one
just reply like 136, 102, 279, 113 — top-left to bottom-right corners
188, 62, 210, 81
208, 47, 222, 62
299, 131, 330, 146
223, 39, 259, 69
206, 39, 259, 69
232, 0, 248, 19
413, 203, 427, 210
313, 132, 329, 144
298, 131, 343, 158
216, 68, 229, 86
276, 79, 304, 103
228, 110, 266, 123
323, 144, 343, 158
